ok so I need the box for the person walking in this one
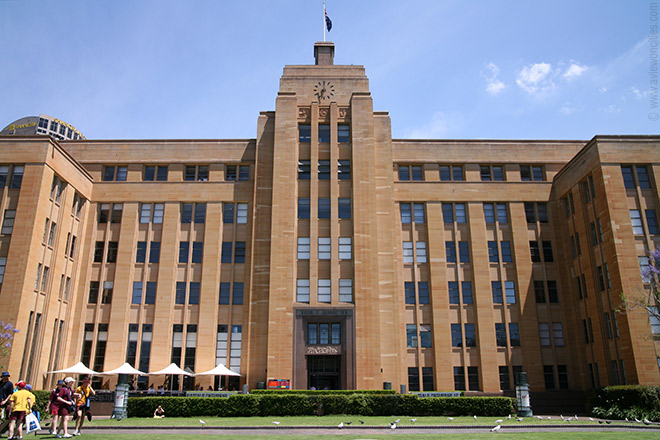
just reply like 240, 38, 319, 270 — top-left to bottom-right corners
48, 380, 64, 435
0, 371, 13, 418
72, 377, 94, 436
6, 380, 33, 440
55, 377, 76, 438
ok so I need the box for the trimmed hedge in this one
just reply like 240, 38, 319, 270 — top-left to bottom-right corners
32, 390, 51, 416
591, 385, 660, 422
127, 394, 515, 418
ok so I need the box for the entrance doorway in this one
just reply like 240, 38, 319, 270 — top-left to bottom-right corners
307, 355, 341, 390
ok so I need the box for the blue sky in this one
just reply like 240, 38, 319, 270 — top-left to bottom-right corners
0, 1, 655, 140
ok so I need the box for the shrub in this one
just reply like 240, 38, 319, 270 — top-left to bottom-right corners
250, 389, 395, 395
591, 385, 660, 422
32, 390, 51, 416
257, 394, 315, 416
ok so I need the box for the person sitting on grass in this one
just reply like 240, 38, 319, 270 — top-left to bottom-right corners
153, 405, 165, 418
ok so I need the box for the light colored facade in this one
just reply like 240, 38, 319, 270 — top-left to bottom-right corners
0, 43, 659, 403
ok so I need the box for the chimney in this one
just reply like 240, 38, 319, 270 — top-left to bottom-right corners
314, 42, 335, 66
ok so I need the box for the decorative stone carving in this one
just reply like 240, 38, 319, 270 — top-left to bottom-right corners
306, 345, 340, 355
339, 107, 350, 119
298, 107, 310, 119
319, 107, 330, 119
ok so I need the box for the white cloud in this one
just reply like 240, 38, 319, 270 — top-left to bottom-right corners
482, 62, 505, 95
408, 111, 461, 139
560, 103, 577, 115
516, 62, 555, 95
599, 104, 621, 114
631, 86, 650, 100
562, 62, 588, 80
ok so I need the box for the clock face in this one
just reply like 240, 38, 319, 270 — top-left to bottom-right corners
313, 80, 335, 103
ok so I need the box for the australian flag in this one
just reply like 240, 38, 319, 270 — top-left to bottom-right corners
325, 9, 332, 32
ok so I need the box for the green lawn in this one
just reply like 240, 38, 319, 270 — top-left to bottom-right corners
37, 434, 660, 440
80, 415, 624, 427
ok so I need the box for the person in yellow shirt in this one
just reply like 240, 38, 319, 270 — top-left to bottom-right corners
7, 381, 33, 440
73, 377, 95, 436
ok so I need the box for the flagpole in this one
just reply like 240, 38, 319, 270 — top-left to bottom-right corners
323, 2, 326, 42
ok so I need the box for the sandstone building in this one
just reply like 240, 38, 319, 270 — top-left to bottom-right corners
0, 43, 658, 403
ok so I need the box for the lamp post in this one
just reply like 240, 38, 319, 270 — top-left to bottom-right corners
111, 374, 129, 419
515, 372, 532, 417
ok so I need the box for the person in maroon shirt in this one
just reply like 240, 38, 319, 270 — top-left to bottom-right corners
55, 377, 76, 438
48, 380, 64, 435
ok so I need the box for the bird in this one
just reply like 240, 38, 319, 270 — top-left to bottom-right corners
474, 415, 478, 420
394, 419, 400, 423
272, 421, 280, 425
598, 421, 604, 424
494, 419, 503, 424
589, 418, 595, 422
643, 419, 652, 425
536, 416, 544, 420
447, 417, 454, 421
547, 416, 552, 420
199, 420, 206, 425
345, 421, 352, 425
337, 422, 343, 429
410, 418, 417, 423
516, 417, 524, 422
625, 418, 629, 422
491, 425, 501, 432
635, 418, 641, 423
606, 420, 612, 424
560, 415, 565, 420
566, 417, 573, 422
507, 414, 512, 420
574, 415, 579, 421
359, 420, 364, 425
390, 423, 397, 430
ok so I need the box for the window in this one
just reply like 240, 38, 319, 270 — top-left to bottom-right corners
499, 366, 511, 390
495, 323, 507, 346
509, 323, 520, 346
454, 367, 466, 391
539, 322, 551, 346
398, 165, 423, 181
542, 241, 554, 262
185, 165, 209, 181
497, 203, 508, 223
1, 210, 15, 234
218, 283, 230, 305
484, 203, 495, 223
338, 237, 352, 260
649, 307, 660, 335
462, 281, 473, 304
446, 242, 456, 263
547, 280, 558, 303
631, 209, 644, 234
400, 203, 412, 224
145, 282, 157, 304
413, 203, 425, 223
194, 203, 206, 223
505, 281, 516, 304
298, 160, 310, 180
179, 241, 189, 263
590, 222, 598, 246
582, 319, 590, 344
339, 279, 353, 302
298, 198, 310, 219
604, 313, 613, 339
501, 241, 512, 263
544, 365, 555, 389
468, 366, 480, 390
136, 242, 147, 263
132, 282, 143, 304
597, 266, 606, 291
621, 166, 635, 189
192, 242, 203, 263
416, 242, 427, 263
318, 124, 330, 143
101, 281, 113, 304
442, 203, 454, 223
464, 323, 476, 347
221, 242, 232, 263
534, 280, 546, 303
299, 124, 311, 143
318, 198, 330, 219
557, 365, 569, 389
451, 323, 462, 347
40, 266, 49, 291
646, 210, 660, 234
421, 367, 434, 391
338, 160, 351, 180
455, 203, 466, 223
529, 241, 541, 262
318, 160, 330, 180
481, 165, 503, 181
93, 241, 104, 263
458, 242, 470, 263
296, 279, 310, 303
68, 236, 77, 259
234, 242, 246, 263
0, 257, 7, 286
103, 166, 127, 181
223, 203, 235, 224
448, 282, 459, 304
318, 238, 331, 260
403, 241, 413, 263
149, 242, 160, 263
143, 165, 168, 181
492, 281, 503, 304
88, 281, 100, 303
338, 124, 350, 143
407, 324, 418, 347
226, 165, 249, 181
140, 204, 151, 223
107, 241, 118, 263
338, 198, 351, 219
488, 241, 499, 263
520, 165, 544, 181
417, 282, 430, 305
552, 323, 564, 346
538, 203, 548, 223
297, 237, 310, 259
318, 279, 331, 303
0, 166, 8, 189
339, 278, 353, 303
440, 165, 463, 181
420, 324, 432, 348
178, 203, 192, 223
111, 204, 123, 223
612, 311, 620, 337
637, 165, 651, 189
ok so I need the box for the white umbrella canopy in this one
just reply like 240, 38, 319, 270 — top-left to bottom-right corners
45, 361, 97, 375
148, 363, 193, 376
195, 363, 240, 377
99, 362, 147, 376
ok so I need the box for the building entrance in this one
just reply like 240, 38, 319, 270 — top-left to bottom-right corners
307, 355, 341, 390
